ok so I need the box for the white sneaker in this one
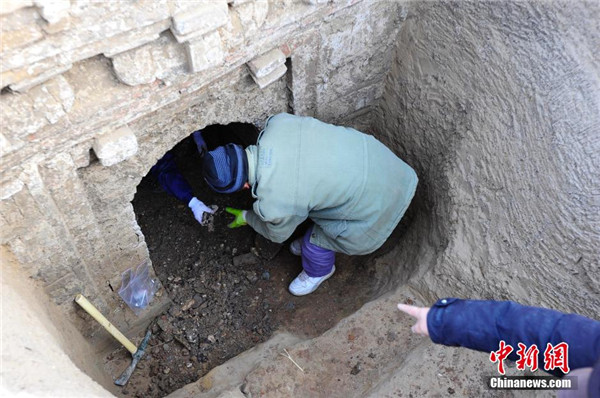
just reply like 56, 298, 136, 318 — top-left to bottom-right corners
288, 266, 336, 296
289, 238, 302, 256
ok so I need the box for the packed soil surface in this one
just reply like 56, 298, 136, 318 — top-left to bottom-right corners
107, 125, 381, 398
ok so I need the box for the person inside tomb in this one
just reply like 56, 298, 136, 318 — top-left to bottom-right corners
201, 113, 418, 296
151, 131, 214, 225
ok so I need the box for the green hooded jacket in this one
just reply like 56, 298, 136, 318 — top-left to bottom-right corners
244, 113, 418, 255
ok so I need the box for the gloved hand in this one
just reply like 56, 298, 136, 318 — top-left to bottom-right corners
225, 207, 247, 228
192, 130, 207, 157
188, 197, 214, 224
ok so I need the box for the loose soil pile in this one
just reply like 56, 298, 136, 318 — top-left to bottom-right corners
108, 126, 380, 397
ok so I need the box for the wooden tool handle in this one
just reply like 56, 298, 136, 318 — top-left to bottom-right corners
75, 294, 137, 354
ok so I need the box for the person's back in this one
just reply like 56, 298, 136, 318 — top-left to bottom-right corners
249, 113, 418, 255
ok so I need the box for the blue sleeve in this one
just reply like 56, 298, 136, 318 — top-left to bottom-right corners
150, 152, 194, 204
427, 298, 600, 376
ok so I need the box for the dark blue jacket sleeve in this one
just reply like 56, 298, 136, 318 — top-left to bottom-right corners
427, 298, 600, 376
150, 152, 194, 204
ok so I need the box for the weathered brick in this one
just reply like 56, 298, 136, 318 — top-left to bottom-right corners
0, 55, 61, 88
103, 19, 170, 58
171, 1, 229, 40
0, 0, 33, 15
0, 133, 24, 158
44, 271, 91, 306
9, 64, 72, 93
1, 76, 72, 154
151, 35, 188, 81
93, 126, 139, 167
0, 178, 24, 201
250, 62, 287, 89
111, 44, 157, 86
44, 75, 75, 112
41, 14, 71, 34
185, 31, 224, 73
69, 143, 92, 169
31, 87, 66, 124
218, 11, 245, 51
34, 0, 70, 24
247, 48, 286, 78
111, 32, 188, 86
0, 8, 44, 53
234, 0, 269, 37
0, 90, 48, 138
2, 1, 171, 71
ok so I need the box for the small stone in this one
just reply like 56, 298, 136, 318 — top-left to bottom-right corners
245, 271, 258, 284
350, 362, 362, 375
163, 367, 170, 374
192, 294, 205, 308
197, 353, 208, 363
186, 362, 193, 368
175, 335, 191, 350
157, 315, 169, 327
448, 387, 455, 394
261, 271, 270, 280
386, 331, 397, 342
186, 331, 198, 344
168, 305, 182, 317
160, 332, 173, 343
233, 252, 260, 267
207, 335, 216, 344
181, 298, 196, 311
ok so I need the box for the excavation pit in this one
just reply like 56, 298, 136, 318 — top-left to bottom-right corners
1, 1, 598, 397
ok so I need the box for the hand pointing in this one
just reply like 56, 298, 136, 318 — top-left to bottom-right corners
397, 303, 430, 336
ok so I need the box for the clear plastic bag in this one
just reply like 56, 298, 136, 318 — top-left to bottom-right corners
118, 262, 158, 315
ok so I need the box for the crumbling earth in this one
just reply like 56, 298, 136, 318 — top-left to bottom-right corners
107, 130, 381, 397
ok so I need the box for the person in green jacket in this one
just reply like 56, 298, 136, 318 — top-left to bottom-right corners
202, 113, 418, 296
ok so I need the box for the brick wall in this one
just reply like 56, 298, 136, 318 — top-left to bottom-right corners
0, 0, 405, 341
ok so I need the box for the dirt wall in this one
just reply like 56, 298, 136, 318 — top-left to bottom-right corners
0, 247, 115, 396
374, 0, 600, 316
